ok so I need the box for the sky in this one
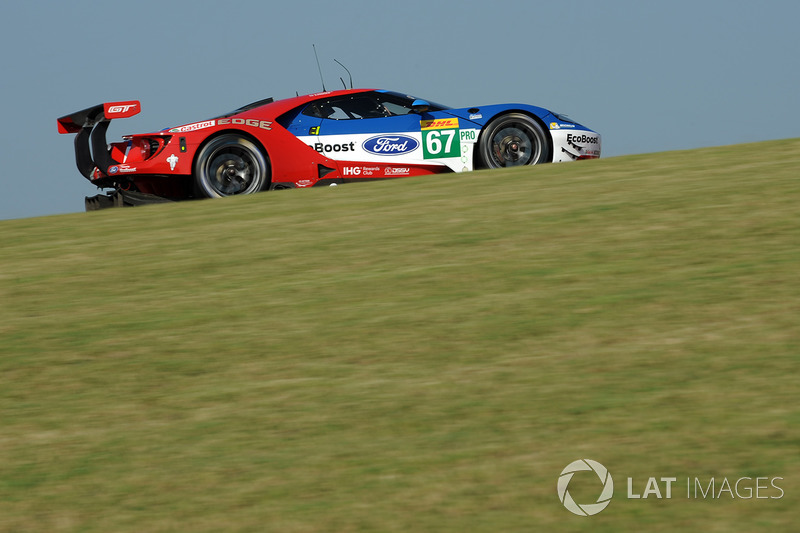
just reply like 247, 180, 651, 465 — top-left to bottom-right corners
1, 0, 798, 220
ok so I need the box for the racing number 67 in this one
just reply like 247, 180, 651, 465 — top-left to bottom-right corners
424, 129, 459, 159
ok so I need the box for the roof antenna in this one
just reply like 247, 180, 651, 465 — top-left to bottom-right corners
334, 58, 353, 89
313, 44, 327, 92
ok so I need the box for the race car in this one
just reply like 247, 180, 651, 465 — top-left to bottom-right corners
57, 89, 601, 209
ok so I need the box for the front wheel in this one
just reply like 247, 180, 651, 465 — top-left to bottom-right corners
478, 113, 550, 169
194, 134, 270, 198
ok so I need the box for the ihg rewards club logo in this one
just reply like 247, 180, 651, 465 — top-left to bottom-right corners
558, 459, 785, 517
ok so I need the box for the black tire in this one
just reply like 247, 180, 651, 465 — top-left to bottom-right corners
478, 113, 550, 169
194, 134, 270, 198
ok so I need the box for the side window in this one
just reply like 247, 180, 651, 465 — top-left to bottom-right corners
381, 100, 413, 116
302, 102, 341, 119
300, 91, 450, 121
345, 97, 390, 119
373, 93, 422, 116
303, 94, 392, 120
319, 104, 351, 120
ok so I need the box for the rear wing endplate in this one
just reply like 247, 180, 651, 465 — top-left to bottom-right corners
57, 101, 141, 179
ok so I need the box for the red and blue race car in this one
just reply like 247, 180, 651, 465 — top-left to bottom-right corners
57, 89, 601, 209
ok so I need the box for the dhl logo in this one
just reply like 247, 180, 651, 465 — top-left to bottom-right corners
421, 118, 459, 130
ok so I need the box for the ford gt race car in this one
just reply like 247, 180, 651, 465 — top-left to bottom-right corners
57, 89, 601, 209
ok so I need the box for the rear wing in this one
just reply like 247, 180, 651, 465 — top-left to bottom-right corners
57, 101, 141, 179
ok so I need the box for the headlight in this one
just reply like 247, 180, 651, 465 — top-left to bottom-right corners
552, 112, 575, 124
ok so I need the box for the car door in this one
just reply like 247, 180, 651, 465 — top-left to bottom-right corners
296, 92, 467, 180
292, 91, 475, 181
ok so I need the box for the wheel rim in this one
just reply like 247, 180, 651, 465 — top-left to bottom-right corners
208, 151, 254, 195
481, 115, 547, 169
489, 123, 541, 167
199, 139, 267, 196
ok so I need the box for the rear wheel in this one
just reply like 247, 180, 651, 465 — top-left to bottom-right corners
478, 113, 550, 168
194, 134, 270, 198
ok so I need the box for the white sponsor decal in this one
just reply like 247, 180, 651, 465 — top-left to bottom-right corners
169, 120, 215, 133
168, 118, 272, 134
566, 133, 600, 145
217, 118, 272, 130
342, 166, 382, 177
107, 104, 137, 114
385, 167, 411, 176
166, 153, 179, 171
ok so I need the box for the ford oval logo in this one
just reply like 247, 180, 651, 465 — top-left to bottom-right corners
363, 135, 419, 156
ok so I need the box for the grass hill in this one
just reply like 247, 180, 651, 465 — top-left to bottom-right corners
1, 140, 798, 531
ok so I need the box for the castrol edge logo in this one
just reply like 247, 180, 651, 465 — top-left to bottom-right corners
168, 118, 272, 133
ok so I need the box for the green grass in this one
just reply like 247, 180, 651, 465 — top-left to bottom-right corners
1, 140, 799, 531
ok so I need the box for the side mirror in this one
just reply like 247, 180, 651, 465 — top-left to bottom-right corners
411, 99, 430, 113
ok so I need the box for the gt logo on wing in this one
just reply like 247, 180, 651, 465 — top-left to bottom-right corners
104, 101, 141, 118
108, 105, 136, 114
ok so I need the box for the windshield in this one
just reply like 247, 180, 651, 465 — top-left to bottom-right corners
376, 90, 452, 111
214, 97, 275, 119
